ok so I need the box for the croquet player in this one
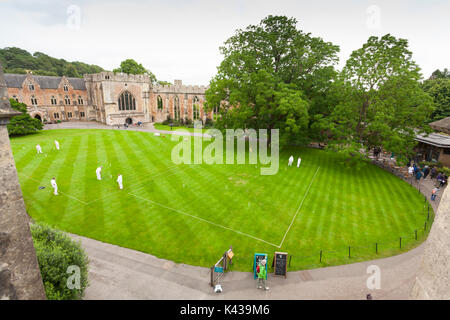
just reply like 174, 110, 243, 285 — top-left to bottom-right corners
50, 177, 58, 195
297, 157, 301, 168
288, 155, 294, 167
36, 144, 43, 154
117, 174, 123, 189
96, 166, 102, 180
54, 140, 60, 150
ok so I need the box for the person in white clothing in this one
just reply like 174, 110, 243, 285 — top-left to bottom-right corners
288, 155, 294, 166
297, 157, 301, 168
54, 140, 60, 150
96, 166, 103, 180
408, 165, 414, 177
36, 144, 43, 154
117, 174, 123, 189
50, 177, 58, 195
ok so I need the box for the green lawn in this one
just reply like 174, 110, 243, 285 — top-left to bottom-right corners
11, 129, 433, 272
154, 123, 207, 133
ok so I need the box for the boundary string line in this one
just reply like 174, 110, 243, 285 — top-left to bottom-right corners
128, 192, 279, 247
278, 166, 320, 248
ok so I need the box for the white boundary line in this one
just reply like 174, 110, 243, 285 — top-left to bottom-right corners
278, 166, 320, 248
128, 192, 279, 247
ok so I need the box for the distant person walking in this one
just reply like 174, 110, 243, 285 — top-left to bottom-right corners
431, 187, 439, 201
423, 166, 430, 179
297, 157, 302, 168
288, 155, 294, 167
430, 167, 437, 179
50, 177, 58, 195
36, 144, 43, 154
408, 165, 414, 177
256, 259, 269, 290
117, 174, 123, 189
54, 140, 60, 151
415, 170, 423, 182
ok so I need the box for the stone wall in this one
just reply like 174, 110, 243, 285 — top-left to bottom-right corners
0, 63, 46, 300
410, 185, 450, 299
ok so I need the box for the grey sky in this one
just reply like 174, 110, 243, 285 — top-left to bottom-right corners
0, 0, 448, 85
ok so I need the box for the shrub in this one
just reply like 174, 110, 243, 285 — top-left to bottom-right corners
439, 166, 450, 177
6, 99, 43, 136
30, 223, 89, 300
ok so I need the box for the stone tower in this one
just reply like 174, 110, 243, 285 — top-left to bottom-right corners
0, 63, 46, 299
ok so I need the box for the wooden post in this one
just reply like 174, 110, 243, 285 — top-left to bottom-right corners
375, 242, 378, 254
319, 250, 322, 263
289, 255, 292, 268
424, 222, 427, 231
399, 237, 402, 249
415, 230, 417, 240
348, 246, 351, 259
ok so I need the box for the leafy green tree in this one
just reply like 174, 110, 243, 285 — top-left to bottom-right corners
423, 78, 450, 121
205, 15, 339, 145
429, 68, 450, 80
30, 223, 89, 300
0, 47, 104, 78
329, 34, 434, 164
7, 99, 43, 136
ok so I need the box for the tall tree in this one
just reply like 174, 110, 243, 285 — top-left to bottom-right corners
113, 59, 159, 84
205, 15, 339, 145
423, 78, 450, 121
329, 34, 434, 164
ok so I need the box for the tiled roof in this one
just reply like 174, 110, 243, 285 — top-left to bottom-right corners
4, 74, 86, 90
416, 132, 450, 148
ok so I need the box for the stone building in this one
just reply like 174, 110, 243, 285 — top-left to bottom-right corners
4, 71, 209, 125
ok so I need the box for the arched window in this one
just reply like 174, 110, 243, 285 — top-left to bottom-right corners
174, 96, 180, 121
118, 91, 136, 111
63, 84, 69, 92
193, 96, 200, 120
64, 95, 71, 105
157, 95, 163, 110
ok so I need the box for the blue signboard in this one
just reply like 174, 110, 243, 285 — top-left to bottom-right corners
214, 266, 224, 273
253, 253, 268, 280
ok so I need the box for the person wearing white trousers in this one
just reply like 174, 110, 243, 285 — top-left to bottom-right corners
288, 155, 294, 166
36, 144, 43, 154
297, 157, 301, 167
50, 177, 58, 195
55, 140, 60, 151
96, 166, 103, 180
117, 174, 123, 189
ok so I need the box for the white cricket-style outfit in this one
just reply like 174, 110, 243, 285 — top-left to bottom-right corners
117, 175, 123, 189
50, 179, 58, 195
96, 167, 102, 180
36, 145, 42, 154
297, 157, 301, 168
55, 140, 60, 150
288, 156, 294, 166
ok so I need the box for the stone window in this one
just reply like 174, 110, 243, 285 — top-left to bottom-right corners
80, 111, 85, 117
54, 113, 59, 119
105, 75, 110, 80
157, 95, 163, 110
51, 96, 57, 105
12, 95, 18, 102
174, 96, 180, 121
67, 112, 72, 118
28, 83, 35, 91
64, 95, 71, 105
78, 96, 84, 105
193, 96, 200, 120
31, 95, 38, 106
63, 84, 69, 92
118, 91, 136, 111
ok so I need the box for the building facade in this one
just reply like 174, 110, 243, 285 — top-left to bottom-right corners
4, 71, 209, 125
